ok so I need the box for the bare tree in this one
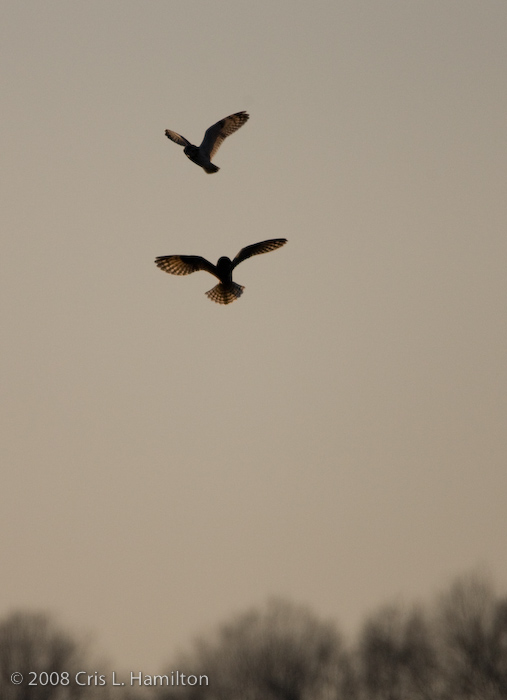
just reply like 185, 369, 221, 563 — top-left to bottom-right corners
0, 611, 113, 700
435, 573, 507, 699
157, 598, 353, 700
355, 603, 438, 700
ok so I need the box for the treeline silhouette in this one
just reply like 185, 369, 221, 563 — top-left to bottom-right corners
1, 572, 506, 699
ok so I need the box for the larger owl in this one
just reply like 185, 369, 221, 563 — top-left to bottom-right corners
164, 111, 249, 174
155, 239, 287, 304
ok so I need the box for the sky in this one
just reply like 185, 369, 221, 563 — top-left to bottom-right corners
2, 0, 507, 673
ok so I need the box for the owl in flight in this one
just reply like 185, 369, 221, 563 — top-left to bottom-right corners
155, 239, 287, 305
165, 111, 249, 173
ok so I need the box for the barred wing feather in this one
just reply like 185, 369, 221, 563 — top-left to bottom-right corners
200, 111, 250, 159
232, 238, 287, 268
164, 130, 191, 148
155, 255, 216, 276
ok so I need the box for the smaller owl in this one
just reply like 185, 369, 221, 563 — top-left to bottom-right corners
165, 111, 249, 173
155, 239, 287, 304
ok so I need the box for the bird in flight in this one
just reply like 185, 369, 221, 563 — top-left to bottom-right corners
155, 239, 287, 304
164, 111, 249, 174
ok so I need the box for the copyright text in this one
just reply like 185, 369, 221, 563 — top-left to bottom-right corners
10, 670, 209, 687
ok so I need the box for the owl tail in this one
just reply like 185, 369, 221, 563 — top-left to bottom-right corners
205, 282, 244, 304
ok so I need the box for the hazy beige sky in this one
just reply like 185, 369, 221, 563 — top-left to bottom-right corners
2, 0, 507, 672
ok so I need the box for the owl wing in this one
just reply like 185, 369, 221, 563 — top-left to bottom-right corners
200, 111, 249, 159
165, 129, 191, 148
232, 239, 287, 269
155, 255, 216, 276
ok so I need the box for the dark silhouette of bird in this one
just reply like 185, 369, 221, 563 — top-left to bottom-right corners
155, 239, 287, 304
164, 111, 249, 173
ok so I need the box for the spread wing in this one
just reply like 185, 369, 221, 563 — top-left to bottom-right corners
200, 111, 249, 159
155, 255, 216, 276
165, 130, 191, 148
232, 239, 287, 269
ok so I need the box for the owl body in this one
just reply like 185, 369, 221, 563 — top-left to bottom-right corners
183, 144, 219, 174
207, 256, 240, 302
215, 256, 234, 283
